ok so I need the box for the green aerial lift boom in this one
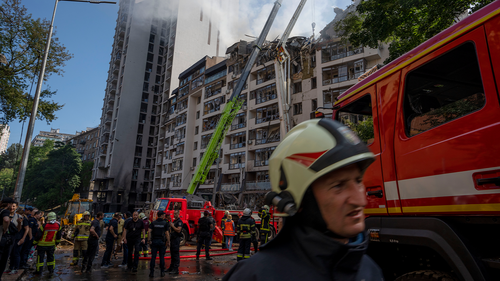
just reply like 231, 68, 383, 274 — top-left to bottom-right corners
187, 0, 283, 195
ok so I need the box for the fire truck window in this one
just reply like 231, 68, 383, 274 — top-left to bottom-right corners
337, 95, 374, 145
156, 199, 169, 211
404, 42, 485, 137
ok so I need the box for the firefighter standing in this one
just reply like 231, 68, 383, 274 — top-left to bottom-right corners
70, 211, 91, 266
34, 212, 61, 275
139, 213, 150, 257
236, 208, 255, 261
167, 210, 182, 274
148, 211, 169, 278
258, 205, 271, 245
196, 210, 213, 261
221, 210, 229, 249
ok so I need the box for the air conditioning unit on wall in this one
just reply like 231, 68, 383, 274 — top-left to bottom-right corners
247, 140, 253, 145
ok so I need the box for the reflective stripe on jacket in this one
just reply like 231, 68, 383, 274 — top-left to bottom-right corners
259, 210, 271, 232
237, 216, 255, 239
37, 222, 61, 247
75, 220, 91, 240
223, 220, 235, 236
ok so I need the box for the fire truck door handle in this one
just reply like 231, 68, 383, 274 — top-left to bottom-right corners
367, 190, 383, 198
476, 177, 500, 185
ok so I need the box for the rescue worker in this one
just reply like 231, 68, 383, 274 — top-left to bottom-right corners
148, 210, 169, 277
82, 212, 103, 273
166, 210, 182, 274
236, 208, 255, 261
0, 198, 18, 280
139, 212, 150, 257
8, 207, 29, 274
258, 205, 271, 245
196, 210, 213, 261
34, 212, 61, 275
221, 210, 229, 249
20, 207, 36, 269
101, 213, 119, 268
70, 211, 91, 266
115, 213, 124, 255
223, 119, 384, 280
222, 214, 235, 251
118, 211, 132, 268
122, 211, 145, 273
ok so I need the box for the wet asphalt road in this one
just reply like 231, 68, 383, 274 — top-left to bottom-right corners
20, 243, 238, 281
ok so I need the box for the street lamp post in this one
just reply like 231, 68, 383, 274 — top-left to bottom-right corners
13, 0, 116, 203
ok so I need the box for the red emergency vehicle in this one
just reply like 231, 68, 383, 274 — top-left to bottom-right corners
330, 2, 500, 280
149, 197, 279, 246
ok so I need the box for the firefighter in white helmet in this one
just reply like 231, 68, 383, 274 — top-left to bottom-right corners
223, 119, 384, 280
235, 208, 255, 261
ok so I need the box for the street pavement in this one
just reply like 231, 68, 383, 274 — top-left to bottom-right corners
16, 243, 238, 281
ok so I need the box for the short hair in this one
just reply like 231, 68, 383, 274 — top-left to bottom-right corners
125, 211, 132, 218
35, 211, 42, 216
96, 212, 104, 218
113, 212, 120, 218
227, 214, 232, 220
1, 197, 15, 204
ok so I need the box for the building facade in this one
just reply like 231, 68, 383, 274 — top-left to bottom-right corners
32, 128, 75, 147
0, 125, 10, 154
153, 19, 389, 210
66, 127, 100, 199
94, 0, 233, 212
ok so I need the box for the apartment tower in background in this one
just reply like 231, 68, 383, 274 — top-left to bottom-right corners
0, 125, 10, 154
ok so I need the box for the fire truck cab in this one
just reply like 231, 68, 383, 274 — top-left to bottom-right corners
332, 2, 500, 281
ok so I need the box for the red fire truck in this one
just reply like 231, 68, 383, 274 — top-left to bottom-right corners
149, 197, 278, 246
328, 2, 500, 280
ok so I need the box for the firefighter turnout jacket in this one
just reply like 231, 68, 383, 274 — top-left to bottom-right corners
236, 216, 255, 239
73, 219, 91, 241
258, 209, 270, 233
35, 221, 62, 247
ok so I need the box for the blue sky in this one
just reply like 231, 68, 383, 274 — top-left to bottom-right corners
7, 0, 351, 147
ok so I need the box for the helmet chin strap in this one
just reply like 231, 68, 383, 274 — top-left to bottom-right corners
295, 189, 348, 240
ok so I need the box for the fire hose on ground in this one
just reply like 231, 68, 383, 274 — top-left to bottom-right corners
134, 248, 256, 260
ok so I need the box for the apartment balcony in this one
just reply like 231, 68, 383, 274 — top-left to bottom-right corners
220, 183, 241, 192
99, 149, 107, 156
107, 96, 115, 104
245, 181, 271, 191
100, 136, 108, 145
109, 86, 117, 94
106, 107, 113, 114
112, 65, 119, 74
110, 75, 118, 84
98, 161, 107, 169
104, 118, 111, 124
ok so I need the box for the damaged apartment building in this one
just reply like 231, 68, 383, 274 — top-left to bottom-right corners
153, 8, 388, 210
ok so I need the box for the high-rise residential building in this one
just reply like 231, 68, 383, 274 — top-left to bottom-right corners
31, 128, 75, 147
153, 7, 389, 210
94, 0, 234, 212
0, 125, 10, 154
66, 127, 100, 199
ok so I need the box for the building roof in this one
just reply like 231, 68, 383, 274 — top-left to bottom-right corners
178, 56, 208, 80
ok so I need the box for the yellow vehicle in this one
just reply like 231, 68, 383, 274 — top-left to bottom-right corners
62, 194, 93, 239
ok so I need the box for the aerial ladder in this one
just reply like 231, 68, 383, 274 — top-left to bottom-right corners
187, 0, 283, 195
274, 0, 308, 138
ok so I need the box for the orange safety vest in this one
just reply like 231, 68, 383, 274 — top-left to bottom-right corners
223, 220, 235, 236
38, 222, 61, 247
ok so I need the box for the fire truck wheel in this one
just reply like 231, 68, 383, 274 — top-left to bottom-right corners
179, 228, 189, 246
395, 270, 457, 281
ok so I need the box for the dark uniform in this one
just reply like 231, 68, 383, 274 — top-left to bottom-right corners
149, 217, 169, 275
0, 208, 15, 278
20, 214, 38, 268
236, 215, 255, 261
125, 218, 144, 271
223, 217, 384, 281
167, 217, 182, 273
82, 218, 101, 272
258, 208, 271, 244
196, 216, 212, 260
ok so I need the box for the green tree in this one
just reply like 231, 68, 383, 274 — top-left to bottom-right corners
22, 143, 81, 210
334, 0, 494, 63
345, 117, 374, 144
79, 161, 93, 192
0, 142, 22, 170
0, 168, 13, 194
0, 0, 72, 124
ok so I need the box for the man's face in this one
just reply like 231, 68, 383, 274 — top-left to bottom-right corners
35, 213, 41, 220
10, 203, 17, 213
133, 212, 139, 220
310, 164, 367, 239
174, 211, 179, 219
84, 215, 90, 221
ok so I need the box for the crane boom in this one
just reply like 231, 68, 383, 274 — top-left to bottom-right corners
275, 0, 308, 137
187, 0, 283, 195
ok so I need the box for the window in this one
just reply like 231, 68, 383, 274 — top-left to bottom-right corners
175, 113, 187, 127
175, 142, 185, 155
193, 158, 197, 167
231, 113, 246, 130
172, 158, 183, 171
322, 59, 365, 86
312, 99, 318, 111
147, 53, 154, 62
312, 77, 317, 89
135, 146, 142, 157
205, 69, 226, 84
204, 96, 225, 115
177, 99, 188, 112
293, 82, 302, 94
256, 104, 279, 124
321, 42, 363, 63
202, 115, 220, 132
251, 83, 277, 104
174, 127, 186, 140
195, 126, 199, 135
403, 42, 485, 137
191, 76, 204, 90
323, 88, 348, 108
205, 80, 225, 99
229, 152, 245, 169
256, 171, 269, 182
194, 141, 198, 150
230, 132, 246, 149
293, 103, 302, 115
172, 173, 182, 187
253, 127, 280, 144
197, 97, 201, 104
255, 146, 276, 167
338, 95, 374, 145
256, 66, 275, 85
201, 134, 212, 149
196, 111, 200, 119
132, 169, 138, 180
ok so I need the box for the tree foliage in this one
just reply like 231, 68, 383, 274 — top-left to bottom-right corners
0, 142, 22, 170
22, 143, 81, 210
79, 161, 93, 191
334, 0, 494, 63
345, 117, 374, 144
0, 0, 72, 124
